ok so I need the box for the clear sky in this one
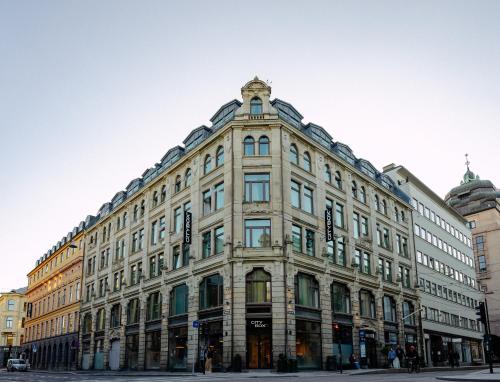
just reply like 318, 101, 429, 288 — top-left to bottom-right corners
0, 0, 499, 291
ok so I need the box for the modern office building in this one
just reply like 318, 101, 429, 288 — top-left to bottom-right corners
23, 226, 85, 370
78, 77, 420, 371
0, 287, 27, 366
445, 162, 500, 359
385, 164, 484, 366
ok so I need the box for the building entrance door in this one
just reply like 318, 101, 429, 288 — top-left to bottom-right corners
246, 319, 271, 369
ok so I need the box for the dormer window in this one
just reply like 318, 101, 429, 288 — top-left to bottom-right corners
250, 97, 262, 115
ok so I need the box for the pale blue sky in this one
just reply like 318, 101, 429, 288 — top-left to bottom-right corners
0, 0, 499, 291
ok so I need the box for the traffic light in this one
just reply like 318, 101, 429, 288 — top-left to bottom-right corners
476, 302, 487, 324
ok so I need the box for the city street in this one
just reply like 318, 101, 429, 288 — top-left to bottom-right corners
0, 370, 491, 382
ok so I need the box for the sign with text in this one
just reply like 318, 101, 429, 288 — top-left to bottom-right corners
325, 208, 334, 242
184, 212, 192, 245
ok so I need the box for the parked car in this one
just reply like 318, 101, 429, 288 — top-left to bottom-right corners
6, 359, 28, 372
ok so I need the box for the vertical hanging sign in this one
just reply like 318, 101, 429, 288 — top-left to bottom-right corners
325, 208, 334, 242
184, 212, 192, 245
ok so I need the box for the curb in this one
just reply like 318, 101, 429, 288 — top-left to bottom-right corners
436, 378, 500, 382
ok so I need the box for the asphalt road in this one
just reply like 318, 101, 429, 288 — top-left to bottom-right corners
0, 370, 471, 382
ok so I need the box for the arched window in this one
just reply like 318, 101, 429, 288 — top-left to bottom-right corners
334, 171, 342, 189
290, 144, 299, 165
127, 298, 140, 324
170, 284, 188, 316
352, 181, 358, 199
383, 295, 397, 322
160, 185, 166, 202
250, 97, 262, 115
174, 175, 182, 193
140, 200, 145, 217
123, 212, 127, 227
359, 290, 375, 318
401, 210, 405, 222
244, 136, 255, 156
246, 269, 271, 303
184, 168, 192, 187
216, 146, 224, 166
360, 186, 366, 204
331, 283, 351, 314
324, 164, 332, 183
133, 205, 139, 221
394, 207, 399, 222
258, 136, 270, 155
295, 273, 319, 309
199, 274, 223, 310
116, 216, 121, 230
204, 155, 212, 174
82, 314, 92, 335
96, 308, 105, 331
110, 304, 121, 328
303, 152, 311, 172
146, 291, 162, 321
374, 195, 380, 211
152, 191, 158, 207
382, 199, 387, 215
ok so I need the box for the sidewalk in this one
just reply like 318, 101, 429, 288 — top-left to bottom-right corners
436, 368, 500, 382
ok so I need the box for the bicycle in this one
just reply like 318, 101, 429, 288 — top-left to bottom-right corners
407, 357, 420, 373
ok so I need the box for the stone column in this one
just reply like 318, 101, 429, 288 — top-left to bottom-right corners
102, 305, 111, 369
231, 260, 245, 366
137, 295, 147, 370
119, 299, 128, 369
159, 285, 169, 370
320, 274, 333, 368
89, 310, 96, 369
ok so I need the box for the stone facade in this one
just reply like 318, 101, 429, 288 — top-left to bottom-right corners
446, 167, 500, 358
79, 78, 421, 371
23, 229, 85, 370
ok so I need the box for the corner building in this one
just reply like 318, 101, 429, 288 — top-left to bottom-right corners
79, 78, 420, 371
23, 226, 85, 370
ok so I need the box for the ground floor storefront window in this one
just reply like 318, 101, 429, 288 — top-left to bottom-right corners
199, 320, 223, 371
332, 324, 352, 366
246, 318, 272, 369
470, 339, 483, 363
94, 338, 104, 370
125, 334, 139, 370
296, 319, 321, 369
168, 326, 188, 370
145, 331, 161, 369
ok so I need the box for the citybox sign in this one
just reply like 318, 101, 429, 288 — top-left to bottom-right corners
325, 208, 334, 242
249, 320, 269, 328
184, 212, 192, 245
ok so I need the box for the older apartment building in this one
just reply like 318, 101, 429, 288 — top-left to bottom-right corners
23, 226, 85, 370
446, 164, 500, 359
79, 78, 420, 371
0, 287, 27, 366
385, 165, 484, 366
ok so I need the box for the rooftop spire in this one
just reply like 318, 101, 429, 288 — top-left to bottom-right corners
461, 153, 479, 184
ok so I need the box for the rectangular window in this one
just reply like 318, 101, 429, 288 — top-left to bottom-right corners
173, 245, 182, 269
335, 203, 344, 228
353, 212, 360, 239
303, 187, 314, 214
151, 220, 158, 245
336, 237, 346, 266
291, 181, 301, 208
203, 190, 212, 215
215, 226, 224, 254
362, 252, 371, 274
214, 182, 224, 210
384, 260, 392, 282
202, 231, 212, 258
159, 216, 166, 241
292, 224, 302, 252
361, 216, 369, 236
305, 229, 315, 256
174, 207, 182, 233
245, 219, 271, 248
245, 174, 270, 202
138, 229, 144, 250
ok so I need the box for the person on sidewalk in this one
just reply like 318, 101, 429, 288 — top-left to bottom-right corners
453, 351, 460, 368
205, 346, 213, 373
395, 345, 405, 369
388, 347, 396, 368
449, 350, 455, 368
